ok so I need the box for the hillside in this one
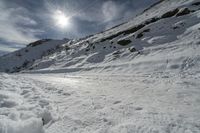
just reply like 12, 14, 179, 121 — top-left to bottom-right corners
0, 0, 200, 133
0, 39, 70, 72
1, 0, 200, 75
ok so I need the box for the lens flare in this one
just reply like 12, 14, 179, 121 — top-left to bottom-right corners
53, 10, 70, 28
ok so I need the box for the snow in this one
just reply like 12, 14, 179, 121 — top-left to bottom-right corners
6, 0, 197, 75
0, 73, 200, 133
0, 118, 44, 133
0, 73, 58, 133
0, 39, 69, 73
1, 0, 200, 132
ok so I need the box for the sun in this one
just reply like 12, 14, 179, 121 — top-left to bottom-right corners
53, 10, 70, 28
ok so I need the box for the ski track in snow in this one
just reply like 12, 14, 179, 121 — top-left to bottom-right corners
0, 72, 200, 133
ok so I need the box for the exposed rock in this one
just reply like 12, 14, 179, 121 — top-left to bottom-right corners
176, 8, 191, 17
117, 39, 132, 46
192, 2, 200, 6
136, 33, 144, 39
161, 8, 179, 18
27, 39, 52, 47
129, 47, 137, 52
123, 24, 145, 35
145, 17, 159, 25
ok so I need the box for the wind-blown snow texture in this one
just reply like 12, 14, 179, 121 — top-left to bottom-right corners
1, 0, 200, 133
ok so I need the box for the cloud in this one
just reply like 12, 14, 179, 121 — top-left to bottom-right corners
0, 0, 160, 50
0, 44, 21, 56
0, 1, 40, 45
0, 45, 18, 52
0, 42, 23, 55
102, 1, 120, 22
42, 0, 136, 37
15, 16, 38, 26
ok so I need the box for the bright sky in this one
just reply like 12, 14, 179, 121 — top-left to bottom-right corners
0, 0, 158, 55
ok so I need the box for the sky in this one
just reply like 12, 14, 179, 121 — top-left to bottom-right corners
0, 0, 158, 55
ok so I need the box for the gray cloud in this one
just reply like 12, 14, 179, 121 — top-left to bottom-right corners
0, 1, 40, 45
0, 45, 19, 52
102, 1, 121, 22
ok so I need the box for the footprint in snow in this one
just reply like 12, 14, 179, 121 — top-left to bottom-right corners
113, 101, 121, 104
135, 107, 143, 111
63, 92, 71, 96
20, 90, 30, 95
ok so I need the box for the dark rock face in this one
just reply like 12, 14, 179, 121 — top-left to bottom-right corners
27, 39, 52, 47
136, 33, 144, 39
161, 8, 179, 18
129, 47, 137, 52
192, 2, 200, 6
123, 24, 145, 35
117, 39, 132, 46
145, 17, 159, 25
100, 24, 145, 43
136, 29, 150, 39
176, 8, 191, 17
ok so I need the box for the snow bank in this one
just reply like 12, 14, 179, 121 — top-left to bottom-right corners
0, 73, 56, 133
0, 118, 44, 133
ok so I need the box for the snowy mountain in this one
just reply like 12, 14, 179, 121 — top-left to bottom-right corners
1, 0, 200, 75
1, 0, 200, 133
0, 39, 70, 72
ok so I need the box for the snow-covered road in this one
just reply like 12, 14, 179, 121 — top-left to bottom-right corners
0, 73, 200, 133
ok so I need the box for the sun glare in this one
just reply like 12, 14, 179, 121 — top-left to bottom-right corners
54, 10, 70, 28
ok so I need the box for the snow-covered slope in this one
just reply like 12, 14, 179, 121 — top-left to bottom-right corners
0, 0, 199, 75
0, 50, 8, 56
0, 39, 70, 72
1, 0, 200, 133
1, 0, 199, 75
